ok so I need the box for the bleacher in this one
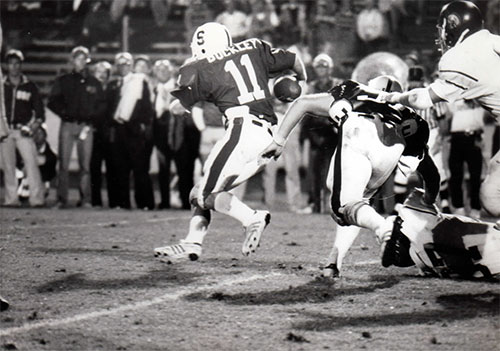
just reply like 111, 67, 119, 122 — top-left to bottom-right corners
2, 0, 454, 99
17, 38, 190, 98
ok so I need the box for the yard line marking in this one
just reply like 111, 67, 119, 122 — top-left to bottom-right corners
355, 259, 380, 266
8, 216, 192, 230
0, 272, 283, 337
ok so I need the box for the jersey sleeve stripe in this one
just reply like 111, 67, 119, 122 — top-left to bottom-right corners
444, 79, 468, 90
439, 70, 478, 82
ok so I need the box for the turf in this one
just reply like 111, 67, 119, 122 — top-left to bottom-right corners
0, 207, 498, 350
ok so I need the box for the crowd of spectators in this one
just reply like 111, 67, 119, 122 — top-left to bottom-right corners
1, 0, 499, 217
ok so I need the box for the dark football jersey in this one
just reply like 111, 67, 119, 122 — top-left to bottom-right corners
329, 80, 430, 157
171, 39, 296, 125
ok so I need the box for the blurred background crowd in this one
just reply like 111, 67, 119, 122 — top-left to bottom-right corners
0, 0, 499, 218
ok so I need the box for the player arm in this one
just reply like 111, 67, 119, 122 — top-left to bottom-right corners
383, 87, 443, 110
169, 64, 201, 115
273, 93, 333, 146
291, 54, 307, 82
416, 149, 440, 206
191, 104, 206, 131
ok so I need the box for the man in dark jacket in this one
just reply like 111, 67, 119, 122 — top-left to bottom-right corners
106, 52, 155, 210
300, 54, 342, 213
0, 49, 45, 207
48, 46, 103, 208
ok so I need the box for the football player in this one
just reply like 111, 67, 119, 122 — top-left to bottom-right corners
382, 1, 500, 119
386, 188, 500, 280
380, 1, 499, 227
261, 76, 440, 276
154, 22, 307, 262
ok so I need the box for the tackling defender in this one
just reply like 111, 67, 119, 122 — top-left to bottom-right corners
154, 22, 307, 262
261, 76, 440, 276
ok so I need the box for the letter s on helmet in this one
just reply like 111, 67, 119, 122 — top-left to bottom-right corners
190, 22, 233, 59
436, 1, 483, 53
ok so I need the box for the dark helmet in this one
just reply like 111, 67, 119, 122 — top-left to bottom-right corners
437, 1, 484, 52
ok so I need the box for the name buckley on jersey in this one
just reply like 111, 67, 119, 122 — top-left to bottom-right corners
206, 40, 257, 63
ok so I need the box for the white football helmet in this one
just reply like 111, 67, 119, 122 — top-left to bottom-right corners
190, 22, 232, 59
368, 75, 403, 93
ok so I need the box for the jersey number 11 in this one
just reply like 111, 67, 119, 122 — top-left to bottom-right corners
224, 54, 265, 104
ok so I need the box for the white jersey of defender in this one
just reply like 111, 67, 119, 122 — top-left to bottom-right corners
326, 112, 405, 201
429, 30, 500, 118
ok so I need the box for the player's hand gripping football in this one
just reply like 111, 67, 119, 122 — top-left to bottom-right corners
260, 140, 284, 160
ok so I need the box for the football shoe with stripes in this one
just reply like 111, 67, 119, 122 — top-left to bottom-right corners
242, 210, 271, 256
154, 240, 202, 263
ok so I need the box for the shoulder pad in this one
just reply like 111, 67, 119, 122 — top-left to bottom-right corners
177, 63, 198, 88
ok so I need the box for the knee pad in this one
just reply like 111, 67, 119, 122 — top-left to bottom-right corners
331, 200, 369, 226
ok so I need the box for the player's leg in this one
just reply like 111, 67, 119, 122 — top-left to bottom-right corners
324, 147, 374, 275
322, 225, 362, 277
196, 118, 273, 255
0, 133, 21, 206
480, 150, 500, 217
155, 117, 272, 261
154, 185, 209, 263
15, 133, 45, 206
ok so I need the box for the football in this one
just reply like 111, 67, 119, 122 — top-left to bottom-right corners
273, 75, 302, 102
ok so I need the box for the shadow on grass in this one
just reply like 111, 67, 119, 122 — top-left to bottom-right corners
292, 291, 500, 331
28, 246, 153, 262
35, 268, 203, 293
184, 274, 402, 305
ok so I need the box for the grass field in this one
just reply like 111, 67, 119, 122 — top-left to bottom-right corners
0, 206, 499, 351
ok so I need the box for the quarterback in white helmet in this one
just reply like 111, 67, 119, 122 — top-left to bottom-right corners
154, 22, 307, 263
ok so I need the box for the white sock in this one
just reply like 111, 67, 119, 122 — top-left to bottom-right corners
213, 192, 255, 227
331, 225, 362, 269
185, 215, 209, 244
355, 205, 386, 233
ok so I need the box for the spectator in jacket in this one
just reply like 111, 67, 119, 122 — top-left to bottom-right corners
107, 52, 155, 210
300, 54, 342, 213
48, 46, 103, 208
152, 59, 176, 209
89, 60, 116, 208
1, 49, 45, 207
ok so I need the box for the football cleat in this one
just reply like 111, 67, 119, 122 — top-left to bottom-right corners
381, 216, 414, 268
242, 211, 271, 256
376, 216, 396, 266
154, 240, 202, 263
320, 262, 340, 278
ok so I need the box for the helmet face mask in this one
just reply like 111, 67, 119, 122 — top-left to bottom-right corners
436, 21, 449, 53
435, 1, 484, 54
190, 22, 233, 59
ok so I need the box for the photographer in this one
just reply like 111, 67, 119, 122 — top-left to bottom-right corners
0, 49, 45, 207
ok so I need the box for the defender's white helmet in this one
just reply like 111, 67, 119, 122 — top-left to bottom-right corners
368, 75, 403, 93
190, 22, 232, 59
